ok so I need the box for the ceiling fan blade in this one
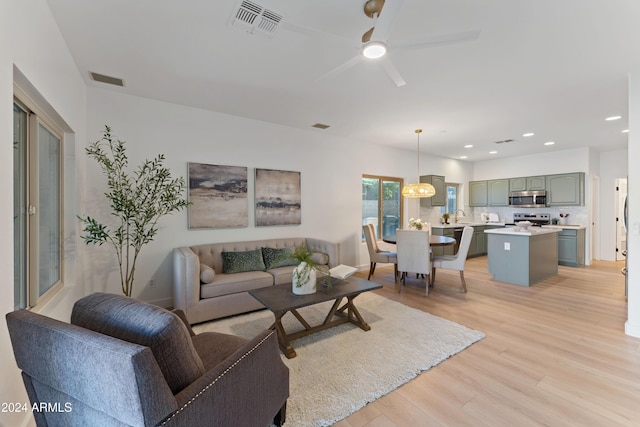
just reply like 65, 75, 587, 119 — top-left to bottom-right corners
380, 56, 406, 87
370, 0, 406, 42
393, 29, 481, 50
316, 55, 363, 82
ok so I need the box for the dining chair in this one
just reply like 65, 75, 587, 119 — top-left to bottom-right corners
431, 226, 474, 292
395, 228, 431, 295
362, 224, 398, 282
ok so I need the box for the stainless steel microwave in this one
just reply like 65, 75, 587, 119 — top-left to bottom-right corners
508, 190, 547, 207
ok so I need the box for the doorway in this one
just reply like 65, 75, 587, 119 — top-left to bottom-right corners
616, 178, 628, 261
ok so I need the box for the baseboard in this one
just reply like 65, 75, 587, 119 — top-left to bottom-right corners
624, 320, 640, 338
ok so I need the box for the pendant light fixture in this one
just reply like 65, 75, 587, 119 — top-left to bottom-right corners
401, 129, 436, 198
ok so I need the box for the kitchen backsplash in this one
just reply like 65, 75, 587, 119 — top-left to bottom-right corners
420, 206, 588, 226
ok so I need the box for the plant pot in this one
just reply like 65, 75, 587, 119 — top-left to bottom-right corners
292, 262, 317, 295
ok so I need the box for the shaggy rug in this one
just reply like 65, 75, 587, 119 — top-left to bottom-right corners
193, 292, 484, 427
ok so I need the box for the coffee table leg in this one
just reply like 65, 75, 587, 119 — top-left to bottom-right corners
336, 295, 371, 331
273, 311, 297, 359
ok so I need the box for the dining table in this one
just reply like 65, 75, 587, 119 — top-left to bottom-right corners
382, 234, 456, 247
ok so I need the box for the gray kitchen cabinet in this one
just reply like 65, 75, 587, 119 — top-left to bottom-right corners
432, 228, 455, 256
527, 176, 547, 190
488, 179, 510, 206
546, 173, 585, 206
468, 226, 487, 257
509, 175, 546, 191
557, 228, 585, 266
420, 175, 446, 207
469, 180, 488, 207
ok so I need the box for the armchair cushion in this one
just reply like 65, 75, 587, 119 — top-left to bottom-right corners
71, 293, 205, 394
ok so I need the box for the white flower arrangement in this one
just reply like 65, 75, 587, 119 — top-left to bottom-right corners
409, 218, 425, 230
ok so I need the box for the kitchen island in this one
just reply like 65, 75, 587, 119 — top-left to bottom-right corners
485, 227, 561, 286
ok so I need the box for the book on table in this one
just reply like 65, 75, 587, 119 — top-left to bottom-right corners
328, 264, 358, 280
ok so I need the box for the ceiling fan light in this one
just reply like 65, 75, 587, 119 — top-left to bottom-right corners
362, 41, 387, 59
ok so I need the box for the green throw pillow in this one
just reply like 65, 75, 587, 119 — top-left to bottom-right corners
222, 249, 266, 274
262, 247, 297, 270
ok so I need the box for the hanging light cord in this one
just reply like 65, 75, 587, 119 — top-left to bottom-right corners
415, 129, 422, 178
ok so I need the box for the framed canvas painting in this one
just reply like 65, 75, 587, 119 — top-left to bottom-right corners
255, 168, 301, 227
188, 162, 248, 229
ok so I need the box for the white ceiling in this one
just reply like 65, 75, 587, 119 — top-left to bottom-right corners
46, 0, 636, 161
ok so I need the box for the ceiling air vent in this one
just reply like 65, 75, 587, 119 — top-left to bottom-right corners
229, 0, 283, 38
312, 123, 330, 129
89, 72, 125, 87
493, 138, 515, 144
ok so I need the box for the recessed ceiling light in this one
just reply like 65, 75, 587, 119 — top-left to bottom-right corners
544, 141, 555, 146
464, 144, 473, 148
460, 156, 468, 159
605, 115, 622, 121
622, 129, 629, 133
489, 151, 498, 154
522, 132, 535, 137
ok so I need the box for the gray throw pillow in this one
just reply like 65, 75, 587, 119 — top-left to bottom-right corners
222, 249, 266, 274
310, 251, 329, 265
261, 247, 297, 270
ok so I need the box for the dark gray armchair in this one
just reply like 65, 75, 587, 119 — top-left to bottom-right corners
6, 292, 289, 426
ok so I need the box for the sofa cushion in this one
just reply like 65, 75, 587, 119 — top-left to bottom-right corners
201, 271, 274, 299
200, 263, 215, 284
310, 251, 329, 265
71, 293, 205, 395
222, 249, 266, 274
261, 246, 297, 270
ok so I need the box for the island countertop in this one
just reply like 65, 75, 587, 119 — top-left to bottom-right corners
484, 227, 561, 236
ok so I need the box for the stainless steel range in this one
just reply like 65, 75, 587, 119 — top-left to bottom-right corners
513, 212, 551, 226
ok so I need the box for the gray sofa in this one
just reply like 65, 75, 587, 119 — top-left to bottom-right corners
6, 292, 289, 427
173, 237, 339, 324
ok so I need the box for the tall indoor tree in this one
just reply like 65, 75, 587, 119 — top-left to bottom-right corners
78, 126, 189, 297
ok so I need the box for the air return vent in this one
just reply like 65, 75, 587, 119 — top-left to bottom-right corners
229, 0, 283, 38
312, 123, 330, 129
493, 138, 515, 144
89, 72, 125, 87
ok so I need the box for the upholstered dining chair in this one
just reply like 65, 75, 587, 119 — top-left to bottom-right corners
363, 223, 398, 282
432, 226, 474, 292
395, 228, 431, 295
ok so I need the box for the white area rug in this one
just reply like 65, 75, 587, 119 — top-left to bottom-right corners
193, 292, 484, 427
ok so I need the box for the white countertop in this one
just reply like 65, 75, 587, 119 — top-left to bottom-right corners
484, 227, 561, 236
542, 225, 587, 230
432, 222, 505, 229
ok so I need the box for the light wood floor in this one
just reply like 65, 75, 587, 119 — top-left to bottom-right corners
335, 257, 639, 427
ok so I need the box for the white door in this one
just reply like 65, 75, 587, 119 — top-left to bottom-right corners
616, 178, 628, 261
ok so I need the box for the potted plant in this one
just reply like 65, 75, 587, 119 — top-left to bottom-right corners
78, 126, 190, 297
442, 213, 451, 224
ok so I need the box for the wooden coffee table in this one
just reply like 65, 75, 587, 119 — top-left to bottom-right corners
249, 276, 382, 358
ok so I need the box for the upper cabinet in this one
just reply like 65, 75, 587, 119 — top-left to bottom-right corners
469, 180, 488, 207
546, 173, 585, 206
487, 179, 510, 206
419, 175, 446, 207
510, 176, 546, 191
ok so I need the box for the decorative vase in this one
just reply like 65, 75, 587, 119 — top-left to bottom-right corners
292, 262, 317, 295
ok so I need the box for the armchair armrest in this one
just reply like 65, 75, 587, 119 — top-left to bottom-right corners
162, 330, 289, 427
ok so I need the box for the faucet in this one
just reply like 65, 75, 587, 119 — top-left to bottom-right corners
454, 209, 466, 223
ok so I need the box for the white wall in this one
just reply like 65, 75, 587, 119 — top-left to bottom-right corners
626, 72, 640, 338
1, 1, 88, 426
86, 88, 476, 305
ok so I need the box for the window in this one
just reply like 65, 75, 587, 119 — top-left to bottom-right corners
13, 97, 64, 310
441, 183, 459, 215
362, 175, 403, 240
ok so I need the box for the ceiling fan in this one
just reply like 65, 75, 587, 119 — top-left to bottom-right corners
318, 0, 481, 87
